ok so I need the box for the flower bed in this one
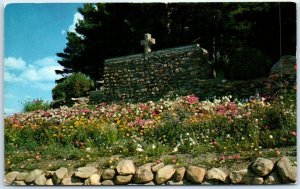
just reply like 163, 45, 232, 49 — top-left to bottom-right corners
4, 94, 296, 172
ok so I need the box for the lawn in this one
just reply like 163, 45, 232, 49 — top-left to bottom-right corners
4, 93, 296, 172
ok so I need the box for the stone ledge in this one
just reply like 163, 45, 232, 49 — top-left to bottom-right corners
4, 156, 297, 185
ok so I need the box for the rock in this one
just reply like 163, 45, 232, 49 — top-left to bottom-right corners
264, 172, 281, 184
101, 180, 115, 185
115, 175, 133, 185
61, 177, 83, 185
16, 172, 29, 181
186, 166, 206, 184
134, 164, 154, 183
144, 181, 155, 185
102, 169, 116, 180
34, 174, 47, 185
53, 167, 68, 184
45, 179, 54, 185
152, 163, 165, 173
229, 169, 264, 184
205, 168, 228, 182
116, 160, 136, 175
12, 181, 26, 185
5, 171, 19, 184
85, 174, 101, 185
173, 167, 186, 182
155, 165, 176, 184
251, 158, 274, 177
75, 166, 98, 179
24, 169, 43, 184
45, 171, 54, 179
270, 55, 296, 75
276, 156, 297, 183
167, 180, 184, 185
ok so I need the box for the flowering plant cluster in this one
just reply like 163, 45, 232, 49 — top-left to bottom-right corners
5, 94, 296, 160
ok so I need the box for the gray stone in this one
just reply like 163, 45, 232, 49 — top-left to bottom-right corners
276, 156, 297, 183
205, 168, 228, 182
45, 179, 54, 185
134, 164, 154, 183
264, 172, 281, 184
61, 177, 83, 185
102, 169, 115, 180
155, 165, 176, 184
75, 166, 98, 179
101, 180, 115, 185
173, 167, 186, 182
5, 171, 19, 184
271, 55, 296, 75
229, 169, 264, 184
167, 180, 184, 185
12, 181, 26, 185
34, 174, 47, 185
53, 167, 68, 184
151, 163, 164, 173
116, 160, 135, 175
186, 166, 206, 184
115, 175, 133, 185
25, 169, 43, 184
85, 174, 101, 185
251, 158, 274, 177
16, 172, 29, 181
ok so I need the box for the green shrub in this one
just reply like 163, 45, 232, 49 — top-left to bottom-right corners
52, 73, 94, 101
21, 98, 50, 112
225, 47, 272, 80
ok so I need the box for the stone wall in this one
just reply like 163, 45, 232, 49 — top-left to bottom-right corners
103, 44, 213, 102
5, 156, 297, 185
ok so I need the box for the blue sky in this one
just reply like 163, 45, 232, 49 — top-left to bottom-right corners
4, 3, 83, 115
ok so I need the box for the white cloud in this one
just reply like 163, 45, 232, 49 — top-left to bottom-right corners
4, 93, 17, 99
4, 57, 26, 70
4, 107, 18, 116
4, 56, 63, 83
68, 12, 83, 33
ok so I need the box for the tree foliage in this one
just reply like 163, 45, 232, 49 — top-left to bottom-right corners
56, 2, 296, 83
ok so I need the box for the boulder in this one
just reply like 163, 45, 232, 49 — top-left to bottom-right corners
270, 55, 296, 76
264, 172, 281, 184
16, 172, 29, 181
229, 169, 263, 184
34, 174, 47, 185
75, 166, 98, 179
152, 163, 164, 173
186, 166, 206, 184
5, 171, 19, 184
155, 165, 176, 184
45, 179, 54, 185
134, 164, 154, 183
205, 168, 228, 182
102, 169, 116, 180
116, 160, 136, 175
173, 167, 186, 182
115, 175, 133, 185
276, 156, 297, 183
61, 177, 83, 185
53, 167, 68, 184
251, 158, 274, 177
101, 180, 115, 185
85, 174, 101, 185
24, 169, 43, 184
12, 181, 26, 185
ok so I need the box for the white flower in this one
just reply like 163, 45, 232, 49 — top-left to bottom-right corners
269, 135, 273, 139
152, 144, 156, 149
172, 147, 178, 152
136, 147, 143, 152
241, 137, 245, 140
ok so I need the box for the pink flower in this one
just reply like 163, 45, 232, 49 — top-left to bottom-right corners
291, 131, 297, 137
235, 154, 241, 159
227, 155, 233, 159
220, 155, 225, 160
187, 95, 199, 104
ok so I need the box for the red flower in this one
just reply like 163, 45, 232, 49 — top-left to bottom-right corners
235, 154, 241, 159
187, 95, 199, 104
220, 155, 225, 160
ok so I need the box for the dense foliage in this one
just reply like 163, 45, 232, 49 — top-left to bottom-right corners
56, 2, 296, 83
52, 73, 94, 101
21, 98, 50, 113
225, 47, 272, 80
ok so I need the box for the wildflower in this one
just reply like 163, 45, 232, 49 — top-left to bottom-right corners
269, 135, 273, 139
291, 131, 296, 137
152, 144, 156, 149
220, 155, 225, 161
235, 154, 241, 159
227, 155, 233, 159
136, 147, 143, 152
